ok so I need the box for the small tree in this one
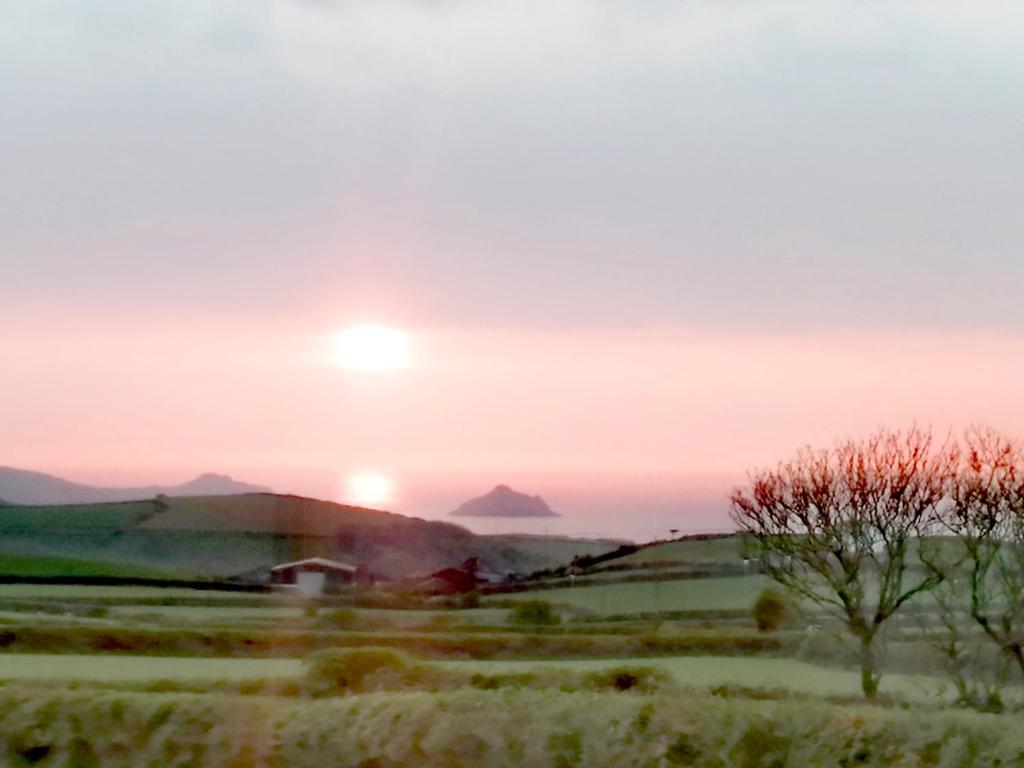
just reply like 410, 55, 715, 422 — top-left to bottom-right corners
752, 587, 792, 632
730, 427, 951, 698
509, 600, 559, 626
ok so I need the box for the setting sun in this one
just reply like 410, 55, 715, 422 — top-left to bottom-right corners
332, 325, 411, 371
344, 472, 397, 507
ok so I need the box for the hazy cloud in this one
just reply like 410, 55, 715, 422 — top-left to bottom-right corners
2, 0, 1023, 330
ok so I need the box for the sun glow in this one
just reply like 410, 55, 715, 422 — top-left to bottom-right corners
344, 472, 397, 507
333, 325, 411, 371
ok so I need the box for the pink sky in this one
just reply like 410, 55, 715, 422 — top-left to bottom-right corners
6, 312, 1024, 512
4, 2, 1024, 538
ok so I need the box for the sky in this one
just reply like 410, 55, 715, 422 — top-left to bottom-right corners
2, 1, 1024, 537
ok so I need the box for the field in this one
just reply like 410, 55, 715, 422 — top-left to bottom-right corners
0, 552, 188, 580
0, 653, 302, 681
0, 533, 1018, 765
0, 652, 943, 700
492, 574, 771, 614
611, 535, 749, 566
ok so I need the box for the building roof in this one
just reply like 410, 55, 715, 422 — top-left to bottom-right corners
269, 557, 358, 573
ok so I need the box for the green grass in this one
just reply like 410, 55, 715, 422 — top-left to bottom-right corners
481, 534, 622, 571
0, 501, 155, 533
0, 584, 266, 600
0, 653, 302, 682
493, 575, 772, 615
0, 652, 945, 700
612, 535, 748, 566
443, 655, 946, 700
0, 552, 190, 579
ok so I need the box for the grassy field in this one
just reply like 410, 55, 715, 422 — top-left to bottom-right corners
443, 655, 945, 700
0, 584, 266, 600
0, 552, 189, 579
0, 537, 1015, 765
0, 653, 302, 681
0, 652, 948, 701
0, 500, 154, 532
494, 574, 772, 614
482, 534, 623, 565
611, 536, 748, 566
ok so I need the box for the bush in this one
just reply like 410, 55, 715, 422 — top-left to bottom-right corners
753, 588, 792, 632
317, 608, 358, 630
584, 665, 671, 693
303, 649, 409, 694
509, 600, 560, 626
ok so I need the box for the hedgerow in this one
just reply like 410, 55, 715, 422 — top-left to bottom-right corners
0, 624, 787, 659
1, 686, 1022, 767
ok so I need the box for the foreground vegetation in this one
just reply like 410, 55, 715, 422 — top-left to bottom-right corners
3, 684, 1023, 768
9, 425, 1024, 763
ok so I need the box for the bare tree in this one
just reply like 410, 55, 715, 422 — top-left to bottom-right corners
730, 427, 951, 698
935, 428, 1024, 683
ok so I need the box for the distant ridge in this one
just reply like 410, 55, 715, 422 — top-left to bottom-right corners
0, 467, 270, 506
451, 484, 559, 518
0, 492, 618, 580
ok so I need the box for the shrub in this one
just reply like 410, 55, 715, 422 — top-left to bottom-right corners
303, 649, 409, 694
583, 665, 671, 693
752, 588, 792, 632
509, 600, 560, 626
318, 608, 359, 630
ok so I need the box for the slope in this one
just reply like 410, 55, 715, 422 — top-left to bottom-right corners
0, 494, 615, 580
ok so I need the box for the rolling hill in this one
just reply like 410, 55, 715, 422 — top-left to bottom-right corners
0, 494, 621, 581
0, 467, 270, 506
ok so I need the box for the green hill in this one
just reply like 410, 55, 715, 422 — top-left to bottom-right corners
0, 494, 620, 581
609, 534, 749, 567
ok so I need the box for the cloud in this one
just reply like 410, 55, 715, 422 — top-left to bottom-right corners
1, 1, 1023, 331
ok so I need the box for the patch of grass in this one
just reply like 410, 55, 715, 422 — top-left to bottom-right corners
610, 536, 749, 566
491, 575, 772, 615
0, 502, 155, 533
0, 553, 190, 580
0, 585, 263, 600
0, 653, 303, 682
442, 656, 946, 701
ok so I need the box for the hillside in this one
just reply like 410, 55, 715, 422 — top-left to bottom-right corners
0, 467, 270, 506
609, 534, 749, 567
0, 494, 619, 581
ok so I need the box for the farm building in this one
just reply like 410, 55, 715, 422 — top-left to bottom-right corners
411, 557, 512, 594
269, 557, 359, 595
415, 566, 479, 594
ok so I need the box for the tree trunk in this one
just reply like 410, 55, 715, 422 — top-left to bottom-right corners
1006, 642, 1024, 681
858, 634, 880, 699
